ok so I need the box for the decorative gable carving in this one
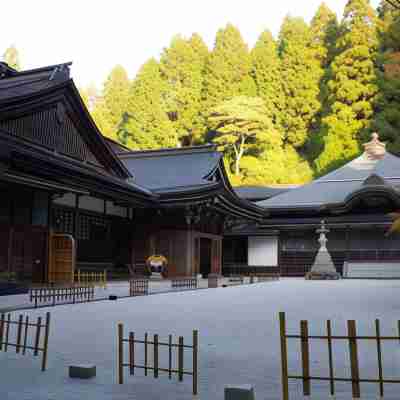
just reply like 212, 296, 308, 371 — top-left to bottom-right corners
0, 104, 104, 169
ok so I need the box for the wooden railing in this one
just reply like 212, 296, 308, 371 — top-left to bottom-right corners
279, 312, 400, 399
0, 312, 50, 371
74, 270, 107, 288
171, 277, 198, 290
129, 278, 149, 296
117, 323, 198, 395
29, 286, 94, 307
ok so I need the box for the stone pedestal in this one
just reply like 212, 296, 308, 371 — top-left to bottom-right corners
224, 384, 255, 400
307, 220, 340, 280
69, 364, 96, 379
208, 273, 220, 288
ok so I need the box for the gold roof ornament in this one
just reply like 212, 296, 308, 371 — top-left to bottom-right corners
363, 132, 386, 160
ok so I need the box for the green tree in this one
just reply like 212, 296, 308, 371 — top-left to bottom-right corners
3, 45, 21, 70
279, 16, 322, 149
316, 0, 379, 173
251, 30, 283, 128
307, 3, 339, 157
202, 24, 256, 114
160, 34, 208, 145
372, 2, 400, 153
120, 58, 177, 150
207, 96, 278, 176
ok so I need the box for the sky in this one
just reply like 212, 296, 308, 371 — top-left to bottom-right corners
1, 0, 381, 89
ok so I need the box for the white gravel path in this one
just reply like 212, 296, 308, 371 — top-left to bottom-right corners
1, 278, 400, 400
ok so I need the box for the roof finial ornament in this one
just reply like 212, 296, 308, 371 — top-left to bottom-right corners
363, 132, 386, 160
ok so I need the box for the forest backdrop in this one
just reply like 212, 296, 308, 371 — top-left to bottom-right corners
3, 0, 400, 186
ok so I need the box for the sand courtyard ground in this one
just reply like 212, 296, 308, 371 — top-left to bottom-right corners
1, 278, 400, 400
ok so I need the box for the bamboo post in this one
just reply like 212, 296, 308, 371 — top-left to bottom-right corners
22, 315, 29, 355
78, 270, 80, 285
41, 312, 50, 371
129, 332, 135, 376
5, 314, 10, 352
154, 334, 159, 378
16, 314, 23, 353
178, 336, 184, 382
168, 334, 172, 379
34, 316, 42, 356
144, 332, 148, 376
326, 320, 335, 396
348, 320, 360, 398
375, 319, 384, 397
118, 323, 124, 384
300, 320, 310, 396
0, 313, 5, 350
193, 330, 198, 396
279, 312, 289, 400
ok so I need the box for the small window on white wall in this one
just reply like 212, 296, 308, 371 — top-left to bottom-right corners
248, 236, 278, 267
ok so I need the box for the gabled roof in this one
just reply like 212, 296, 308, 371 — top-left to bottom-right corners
257, 134, 400, 213
118, 145, 221, 192
118, 145, 265, 219
0, 62, 72, 100
0, 62, 156, 203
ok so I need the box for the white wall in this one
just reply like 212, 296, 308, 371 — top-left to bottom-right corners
248, 236, 278, 267
106, 201, 127, 218
53, 193, 76, 207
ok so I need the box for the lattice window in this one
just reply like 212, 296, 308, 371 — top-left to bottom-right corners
52, 207, 74, 234
78, 213, 109, 241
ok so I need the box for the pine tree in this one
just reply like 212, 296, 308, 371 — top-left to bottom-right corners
251, 30, 283, 128
3, 45, 21, 70
120, 59, 177, 150
160, 34, 208, 146
279, 16, 322, 149
202, 24, 256, 115
316, 0, 379, 173
207, 96, 278, 176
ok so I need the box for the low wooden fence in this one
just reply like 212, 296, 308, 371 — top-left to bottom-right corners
129, 278, 149, 296
227, 275, 244, 286
0, 312, 50, 371
117, 323, 198, 395
29, 286, 95, 308
279, 312, 400, 400
74, 270, 107, 288
171, 277, 198, 290
251, 273, 280, 283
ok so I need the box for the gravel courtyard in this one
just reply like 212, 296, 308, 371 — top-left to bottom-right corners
1, 279, 400, 400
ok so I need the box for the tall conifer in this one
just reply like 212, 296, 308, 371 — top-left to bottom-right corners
3, 45, 21, 70
279, 17, 322, 149
316, 0, 378, 173
160, 34, 208, 145
251, 30, 283, 128
120, 59, 177, 150
202, 24, 256, 114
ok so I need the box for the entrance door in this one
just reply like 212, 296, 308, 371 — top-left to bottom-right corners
48, 233, 75, 284
200, 238, 212, 278
11, 225, 48, 283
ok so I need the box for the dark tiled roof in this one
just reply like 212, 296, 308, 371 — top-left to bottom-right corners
0, 62, 72, 101
257, 151, 400, 210
118, 145, 222, 192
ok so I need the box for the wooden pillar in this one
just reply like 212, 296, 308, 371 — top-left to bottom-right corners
73, 195, 80, 240
345, 225, 350, 263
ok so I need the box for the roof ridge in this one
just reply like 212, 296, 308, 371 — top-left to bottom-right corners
117, 144, 218, 159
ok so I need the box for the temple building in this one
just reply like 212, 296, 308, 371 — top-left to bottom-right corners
225, 133, 400, 278
0, 62, 263, 284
